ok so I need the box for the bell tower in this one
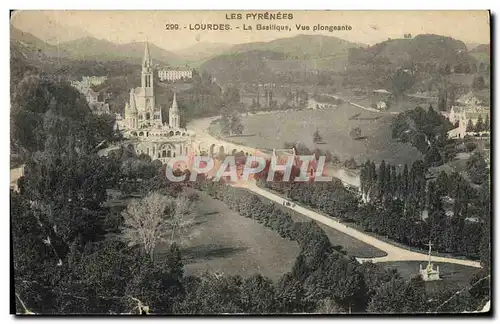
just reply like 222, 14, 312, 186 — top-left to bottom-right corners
141, 41, 155, 119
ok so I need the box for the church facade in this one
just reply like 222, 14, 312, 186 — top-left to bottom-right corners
118, 42, 195, 165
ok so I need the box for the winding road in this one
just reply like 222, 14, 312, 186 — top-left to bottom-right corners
187, 113, 482, 269
10, 108, 481, 269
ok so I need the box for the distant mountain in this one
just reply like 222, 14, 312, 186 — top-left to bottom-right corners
469, 44, 490, 64
10, 27, 69, 59
227, 34, 363, 59
471, 44, 490, 53
199, 35, 363, 84
11, 11, 93, 44
174, 42, 233, 63
58, 37, 185, 65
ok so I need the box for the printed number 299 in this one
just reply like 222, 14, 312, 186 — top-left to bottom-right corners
166, 24, 180, 30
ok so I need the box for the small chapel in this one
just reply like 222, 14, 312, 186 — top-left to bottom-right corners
118, 42, 195, 165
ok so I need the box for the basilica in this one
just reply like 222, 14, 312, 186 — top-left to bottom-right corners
118, 42, 195, 164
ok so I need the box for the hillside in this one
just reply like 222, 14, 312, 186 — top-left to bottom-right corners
367, 34, 473, 65
199, 35, 363, 84
228, 34, 362, 59
58, 37, 185, 65
201, 50, 284, 84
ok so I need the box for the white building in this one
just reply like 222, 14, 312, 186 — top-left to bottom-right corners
82, 76, 107, 87
445, 93, 490, 139
118, 42, 195, 165
158, 68, 193, 82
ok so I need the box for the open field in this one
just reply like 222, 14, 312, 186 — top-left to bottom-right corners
336, 90, 437, 114
210, 103, 422, 165
157, 192, 300, 281
380, 261, 480, 293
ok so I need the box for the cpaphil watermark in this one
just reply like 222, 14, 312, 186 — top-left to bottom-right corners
165, 155, 332, 182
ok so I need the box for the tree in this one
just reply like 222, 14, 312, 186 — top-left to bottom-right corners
484, 114, 490, 131
466, 119, 475, 132
120, 192, 171, 260
125, 247, 184, 314
315, 298, 346, 314
470, 63, 478, 74
54, 239, 141, 314
173, 273, 243, 314
344, 157, 358, 170
463, 63, 471, 74
392, 69, 416, 97
472, 75, 486, 90
350, 127, 362, 140
313, 128, 323, 144
230, 114, 244, 135
240, 275, 277, 313
367, 276, 427, 313
438, 89, 447, 111
466, 152, 489, 185
464, 136, 477, 152
475, 115, 485, 132
120, 191, 195, 261
275, 273, 309, 313
168, 188, 197, 245
444, 64, 451, 75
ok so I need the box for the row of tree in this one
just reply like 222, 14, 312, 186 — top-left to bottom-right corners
465, 114, 490, 133
359, 159, 489, 260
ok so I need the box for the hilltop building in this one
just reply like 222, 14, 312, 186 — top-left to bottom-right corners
158, 68, 193, 82
118, 42, 195, 165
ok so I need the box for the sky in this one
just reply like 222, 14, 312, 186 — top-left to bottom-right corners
11, 10, 490, 51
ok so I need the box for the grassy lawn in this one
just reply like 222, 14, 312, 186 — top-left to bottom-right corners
210, 103, 422, 165
157, 192, 301, 281
380, 261, 480, 293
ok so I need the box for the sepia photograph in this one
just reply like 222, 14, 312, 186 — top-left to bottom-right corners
9, 9, 491, 315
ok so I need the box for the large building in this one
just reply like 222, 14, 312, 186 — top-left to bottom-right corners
158, 68, 193, 82
119, 42, 195, 165
445, 92, 490, 139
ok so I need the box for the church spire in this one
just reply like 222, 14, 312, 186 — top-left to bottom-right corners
169, 92, 180, 128
143, 41, 152, 67
171, 92, 178, 111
